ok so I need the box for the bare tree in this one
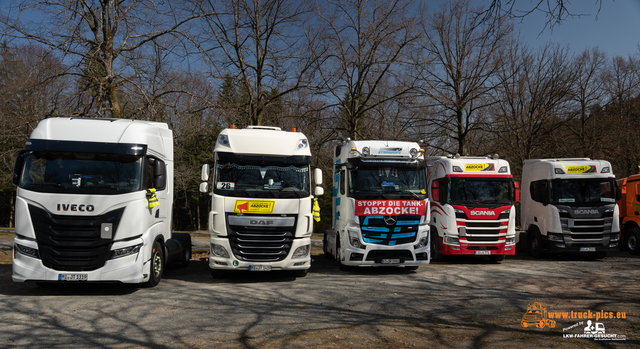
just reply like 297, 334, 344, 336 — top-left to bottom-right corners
194, 0, 317, 127
311, 0, 420, 140
0, 0, 202, 118
417, 0, 511, 155
485, 0, 605, 29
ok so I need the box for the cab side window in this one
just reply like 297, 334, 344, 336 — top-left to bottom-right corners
530, 180, 547, 203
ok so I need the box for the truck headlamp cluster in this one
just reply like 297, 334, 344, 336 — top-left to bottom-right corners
109, 243, 142, 260
297, 139, 308, 150
601, 167, 610, 173
414, 236, 428, 249
610, 233, 620, 242
452, 166, 463, 172
499, 166, 508, 173
505, 237, 516, 245
218, 134, 230, 147
348, 231, 366, 249
554, 168, 565, 174
15, 243, 40, 259
292, 245, 309, 258
211, 244, 230, 258
362, 147, 370, 156
444, 236, 459, 245
548, 233, 563, 242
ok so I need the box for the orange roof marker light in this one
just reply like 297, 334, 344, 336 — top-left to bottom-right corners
230, 124, 236, 129
291, 127, 297, 132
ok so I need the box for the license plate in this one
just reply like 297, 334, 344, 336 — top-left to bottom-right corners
475, 250, 491, 255
58, 274, 88, 281
248, 265, 271, 271
381, 258, 401, 264
580, 247, 596, 252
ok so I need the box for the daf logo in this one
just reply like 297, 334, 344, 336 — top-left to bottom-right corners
574, 209, 599, 215
384, 216, 397, 225
470, 211, 494, 216
250, 220, 274, 225
57, 204, 95, 212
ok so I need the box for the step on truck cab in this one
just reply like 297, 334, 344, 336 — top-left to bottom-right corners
324, 140, 430, 270
615, 174, 640, 254
426, 155, 519, 262
521, 158, 620, 258
199, 126, 323, 278
12, 117, 191, 287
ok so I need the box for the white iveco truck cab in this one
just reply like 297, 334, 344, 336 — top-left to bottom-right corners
324, 140, 430, 270
426, 155, 519, 262
521, 158, 620, 259
12, 118, 191, 287
200, 126, 323, 277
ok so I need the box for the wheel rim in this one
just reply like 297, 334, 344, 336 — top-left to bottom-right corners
153, 253, 162, 276
530, 236, 539, 252
629, 235, 637, 251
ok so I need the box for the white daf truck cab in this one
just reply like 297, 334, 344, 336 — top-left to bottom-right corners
521, 158, 620, 259
426, 155, 519, 262
12, 117, 191, 287
199, 126, 323, 278
324, 140, 430, 270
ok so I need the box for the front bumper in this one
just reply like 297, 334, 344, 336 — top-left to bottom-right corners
209, 237, 311, 271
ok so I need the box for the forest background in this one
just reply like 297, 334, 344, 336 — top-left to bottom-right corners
0, 0, 637, 233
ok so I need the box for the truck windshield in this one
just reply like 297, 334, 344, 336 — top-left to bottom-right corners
551, 179, 615, 205
349, 167, 426, 197
20, 151, 142, 194
448, 178, 512, 205
215, 162, 310, 198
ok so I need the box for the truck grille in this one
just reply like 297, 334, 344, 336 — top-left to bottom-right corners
456, 212, 507, 244
29, 205, 125, 271
227, 214, 296, 262
358, 215, 420, 246
559, 208, 613, 245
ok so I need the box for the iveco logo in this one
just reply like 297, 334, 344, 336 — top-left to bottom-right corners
470, 211, 494, 216
250, 220, 274, 225
574, 209, 599, 215
57, 204, 95, 212
384, 216, 397, 225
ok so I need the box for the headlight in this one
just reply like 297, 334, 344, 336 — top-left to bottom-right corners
414, 236, 428, 249
548, 234, 563, 242
217, 134, 230, 147
109, 243, 142, 260
444, 236, 459, 245
362, 147, 370, 156
410, 148, 418, 158
211, 244, 230, 258
297, 139, 308, 150
610, 233, 620, 242
349, 231, 366, 249
505, 237, 516, 245
292, 245, 310, 258
15, 243, 40, 259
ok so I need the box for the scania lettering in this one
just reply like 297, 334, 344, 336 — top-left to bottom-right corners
324, 140, 430, 270
521, 158, 620, 259
426, 155, 519, 262
199, 126, 323, 278
12, 118, 191, 287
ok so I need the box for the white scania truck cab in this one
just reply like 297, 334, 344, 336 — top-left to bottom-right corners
12, 118, 191, 287
521, 158, 620, 259
324, 140, 430, 270
200, 126, 323, 278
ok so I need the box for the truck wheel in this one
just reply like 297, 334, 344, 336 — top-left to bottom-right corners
626, 229, 639, 255
529, 231, 545, 258
588, 251, 608, 260
489, 255, 505, 263
430, 231, 445, 262
294, 269, 308, 277
145, 241, 164, 287
173, 233, 192, 268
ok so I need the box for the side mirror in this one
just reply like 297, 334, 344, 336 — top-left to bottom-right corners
314, 186, 324, 196
431, 180, 439, 201
314, 168, 322, 186
199, 182, 209, 193
616, 188, 622, 201
12, 150, 27, 186
153, 159, 166, 190
201, 164, 210, 181
514, 181, 520, 202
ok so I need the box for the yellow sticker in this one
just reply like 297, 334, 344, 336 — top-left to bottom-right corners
566, 165, 596, 174
464, 163, 494, 172
233, 200, 275, 214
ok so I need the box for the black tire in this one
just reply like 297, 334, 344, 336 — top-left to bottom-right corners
489, 255, 505, 263
145, 241, 164, 287
529, 231, 545, 258
173, 233, 192, 268
626, 228, 639, 255
405, 266, 419, 271
430, 230, 445, 262
323, 233, 332, 259
293, 269, 308, 277
588, 251, 608, 260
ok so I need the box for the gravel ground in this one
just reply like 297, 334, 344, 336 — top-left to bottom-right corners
0, 231, 638, 348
